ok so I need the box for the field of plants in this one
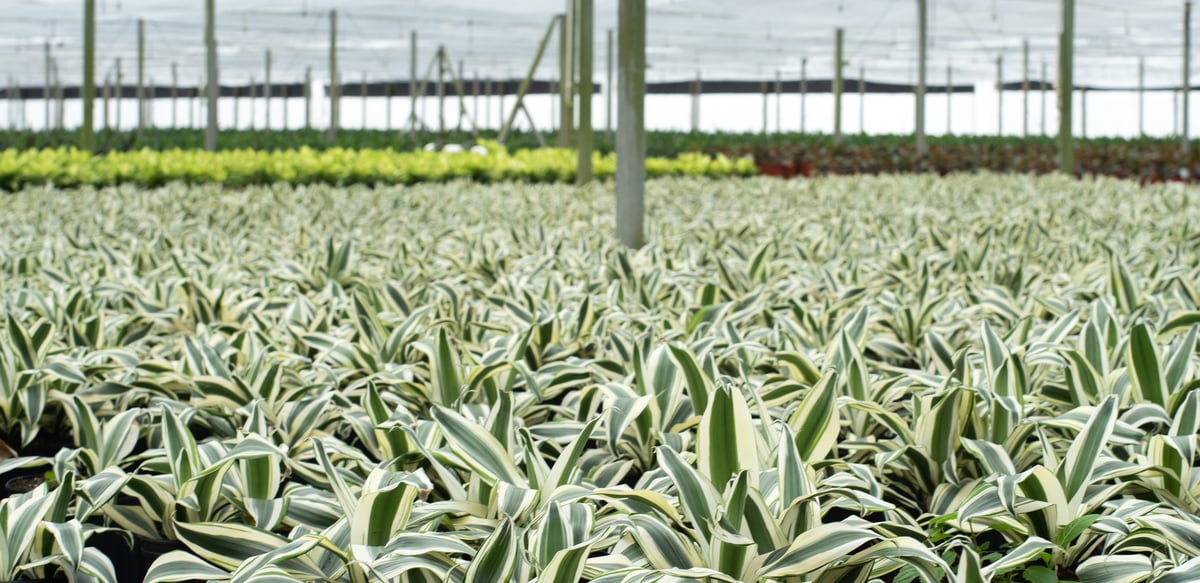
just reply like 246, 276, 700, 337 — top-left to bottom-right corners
2, 174, 1200, 582
2, 129, 1197, 183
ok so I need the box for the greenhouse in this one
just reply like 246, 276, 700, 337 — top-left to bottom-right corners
1, 1, 1199, 582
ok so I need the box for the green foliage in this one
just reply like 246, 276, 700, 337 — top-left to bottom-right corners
0, 174, 1197, 581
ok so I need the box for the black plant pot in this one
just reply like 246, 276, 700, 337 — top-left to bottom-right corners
1, 470, 46, 498
85, 530, 138, 583
133, 537, 187, 582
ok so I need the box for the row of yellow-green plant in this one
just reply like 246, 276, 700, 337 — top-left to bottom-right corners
0, 142, 755, 190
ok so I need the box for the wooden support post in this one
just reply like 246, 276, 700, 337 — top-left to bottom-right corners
834, 28, 844, 147
265, 50, 272, 131
305, 66, 312, 129
607, 28, 614, 139
329, 9, 339, 142
800, 58, 807, 134
138, 18, 145, 138
205, 0, 218, 151
1058, 0, 1075, 173
1138, 57, 1145, 136
916, 0, 927, 155
577, 0, 594, 183
82, 0, 96, 150
616, 0, 646, 249
1185, 1, 1192, 153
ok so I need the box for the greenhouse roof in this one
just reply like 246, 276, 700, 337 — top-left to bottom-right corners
0, 0, 1193, 89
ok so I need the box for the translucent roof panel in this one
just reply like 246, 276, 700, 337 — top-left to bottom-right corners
0, 0, 1193, 89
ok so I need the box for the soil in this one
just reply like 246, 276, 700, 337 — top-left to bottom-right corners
4, 474, 44, 496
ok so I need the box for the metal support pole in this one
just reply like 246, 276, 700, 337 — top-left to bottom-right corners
362, 71, 368, 130
1185, 1, 1192, 153
859, 66, 865, 135
616, 0, 645, 249
775, 69, 782, 133
305, 66, 313, 129
472, 71, 479, 129
800, 58, 808, 134
485, 79, 493, 128
205, 0, 218, 151
438, 46, 446, 143
137, 18, 145, 138
1058, 0, 1075, 173
265, 50, 272, 131
282, 83, 289, 129
916, 0, 927, 155
500, 16, 561, 143
456, 60, 464, 132
607, 28, 614, 138
1041, 61, 1047, 136
947, 63, 952, 134
409, 31, 418, 133
249, 77, 256, 130
44, 41, 51, 131
1139, 57, 1145, 136
834, 28, 844, 146
577, 0, 594, 183
116, 59, 123, 131
1022, 39, 1030, 137
54, 61, 63, 129
385, 81, 392, 131
171, 62, 178, 129
102, 74, 110, 130
761, 81, 768, 134
996, 55, 1003, 136
1081, 86, 1087, 139
234, 86, 240, 128
194, 77, 200, 129
560, 1, 576, 148
329, 9, 339, 142
691, 70, 701, 132
82, 0, 96, 150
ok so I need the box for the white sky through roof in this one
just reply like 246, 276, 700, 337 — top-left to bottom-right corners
0, 0, 1192, 88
